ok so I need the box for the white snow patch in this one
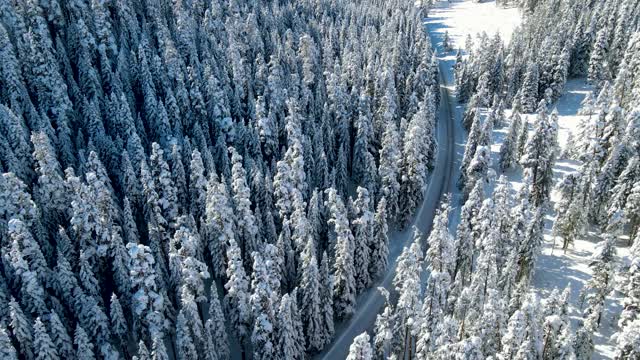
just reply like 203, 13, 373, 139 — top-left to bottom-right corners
427, 0, 521, 50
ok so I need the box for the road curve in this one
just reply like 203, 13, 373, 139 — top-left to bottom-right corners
314, 36, 457, 360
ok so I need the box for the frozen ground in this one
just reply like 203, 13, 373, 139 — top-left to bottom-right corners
428, 1, 630, 358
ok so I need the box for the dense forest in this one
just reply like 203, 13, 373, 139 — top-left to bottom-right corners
0, 0, 441, 358
358, 0, 640, 359
2, 0, 640, 358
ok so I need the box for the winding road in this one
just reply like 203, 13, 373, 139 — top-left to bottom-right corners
314, 29, 458, 360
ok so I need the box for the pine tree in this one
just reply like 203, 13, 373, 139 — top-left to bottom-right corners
250, 249, 278, 360
109, 293, 128, 347
31, 131, 67, 230
347, 332, 373, 360
276, 293, 304, 360
393, 230, 424, 357
574, 316, 596, 360
9, 297, 33, 359
326, 188, 356, 320
442, 31, 452, 52
151, 334, 169, 360
454, 182, 483, 287
416, 198, 454, 357
33, 317, 59, 360
459, 109, 482, 188
189, 149, 207, 227
580, 235, 617, 328
352, 187, 373, 292
126, 243, 166, 339
353, 110, 373, 187
516, 209, 544, 286
0, 324, 18, 360
369, 197, 389, 280
553, 171, 587, 252
274, 98, 306, 219
319, 252, 335, 346
378, 120, 401, 221
578, 91, 596, 116
520, 63, 540, 113
588, 27, 610, 86
74, 325, 96, 360
229, 147, 259, 260
137, 340, 151, 360
499, 108, 522, 171
373, 288, 395, 359
175, 311, 198, 360
615, 319, 640, 359
399, 97, 436, 226
521, 101, 557, 206
300, 235, 323, 352
205, 284, 229, 360
48, 311, 73, 359
224, 238, 251, 351
204, 174, 235, 279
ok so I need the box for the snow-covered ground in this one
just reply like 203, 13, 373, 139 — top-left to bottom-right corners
528, 80, 631, 359
427, 1, 631, 358
427, 0, 520, 47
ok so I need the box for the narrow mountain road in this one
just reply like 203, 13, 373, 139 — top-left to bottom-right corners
315, 34, 457, 360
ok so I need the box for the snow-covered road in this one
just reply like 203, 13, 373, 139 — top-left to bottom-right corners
314, 24, 459, 360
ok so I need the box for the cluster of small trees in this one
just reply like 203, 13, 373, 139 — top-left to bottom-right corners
0, 0, 441, 359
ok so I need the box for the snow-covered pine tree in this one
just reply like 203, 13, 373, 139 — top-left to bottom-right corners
580, 235, 617, 328
229, 147, 260, 262
369, 197, 389, 280
0, 324, 17, 360
499, 108, 522, 171
453, 182, 483, 288
326, 188, 356, 320
250, 250, 278, 360
224, 238, 251, 352
442, 31, 452, 52
74, 325, 96, 360
521, 100, 557, 206
300, 235, 323, 352
352, 187, 373, 292
416, 197, 454, 357
346, 332, 373, 360
275, 293, 304, 360
205, 284, 229, 360
520, 63, 540, 113
33, 317, 59, 360
373, 288, 395, 359
393, 229, 424, 358
188, 149, 207, 227
378, 120, 401, 222
109, 293, 128, 350
48, 310, 73, 359
398, 96, 436, 226
126, 243, 166, 339
204, 174, 235, 279
615, 319, 640, 359
588, 27, 610, 87
319, 251, 334, 347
